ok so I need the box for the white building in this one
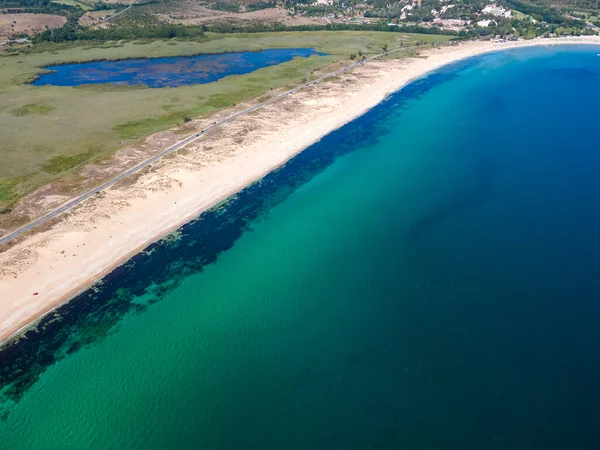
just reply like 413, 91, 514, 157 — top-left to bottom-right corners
482, 3, 512, 18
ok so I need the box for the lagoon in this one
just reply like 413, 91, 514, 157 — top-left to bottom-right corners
33, 48, 324, 87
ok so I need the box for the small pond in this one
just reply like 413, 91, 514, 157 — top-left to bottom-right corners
33, 48, 325, 88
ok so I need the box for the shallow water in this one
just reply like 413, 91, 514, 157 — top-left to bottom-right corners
3, 45, 600, 449
33, 48, 323, 87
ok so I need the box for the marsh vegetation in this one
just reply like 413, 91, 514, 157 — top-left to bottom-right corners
0, 31, 450, 212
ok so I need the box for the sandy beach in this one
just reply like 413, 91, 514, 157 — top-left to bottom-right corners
1, 36, 600, 345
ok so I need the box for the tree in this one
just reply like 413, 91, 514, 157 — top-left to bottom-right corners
382, 44, 388, 52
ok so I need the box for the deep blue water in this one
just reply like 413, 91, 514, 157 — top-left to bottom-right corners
33, 48, 323, 87
3, 45, 600, 449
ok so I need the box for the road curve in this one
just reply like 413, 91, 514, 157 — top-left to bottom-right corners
100, 2, 135, 23
0, 44, 421, 246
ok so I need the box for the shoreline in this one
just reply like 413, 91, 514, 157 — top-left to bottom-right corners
2, 36, 600, 346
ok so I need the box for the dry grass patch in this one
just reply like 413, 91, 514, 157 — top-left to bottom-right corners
0, 14, 66, 40
78, 10, 116, 27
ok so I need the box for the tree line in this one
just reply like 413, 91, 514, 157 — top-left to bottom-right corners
32, 18, 457, 43
205, 21, 457, 35
34, 19, 207, 42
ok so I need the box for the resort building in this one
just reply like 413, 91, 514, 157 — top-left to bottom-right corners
482, 3, 512, 18
433, 18, 469, 30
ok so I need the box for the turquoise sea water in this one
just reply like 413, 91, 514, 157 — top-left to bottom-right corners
2, 45, 600, 449
32, 48, 323, 87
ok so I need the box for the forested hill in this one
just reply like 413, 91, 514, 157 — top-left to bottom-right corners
3, 0, 600, 44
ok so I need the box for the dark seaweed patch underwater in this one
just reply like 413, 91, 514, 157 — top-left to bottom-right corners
0, 55, 465, 416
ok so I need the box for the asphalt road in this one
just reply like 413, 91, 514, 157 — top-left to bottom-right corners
0, 45, 417, 246
100, 2, 135, 23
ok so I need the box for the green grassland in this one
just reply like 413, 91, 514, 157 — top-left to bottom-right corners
512, 10, 533, 20
51, 0, 94, 10
0, 31, 451, 211
571, 9, 600, 21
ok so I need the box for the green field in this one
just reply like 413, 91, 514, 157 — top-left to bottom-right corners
51, 0, 94, 10
571, 10, 600, 21
513, 10, 533, 20
0, 31, 451, 212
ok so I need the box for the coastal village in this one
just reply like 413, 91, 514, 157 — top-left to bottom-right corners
286, 0, 598, 38
308, 1, 515, 31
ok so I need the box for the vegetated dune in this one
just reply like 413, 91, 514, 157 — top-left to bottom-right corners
0, 14, 67, 41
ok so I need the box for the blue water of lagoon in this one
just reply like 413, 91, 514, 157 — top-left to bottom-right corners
33, 48, 324, 88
